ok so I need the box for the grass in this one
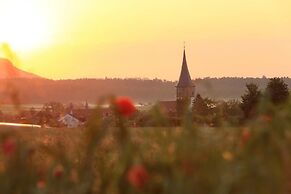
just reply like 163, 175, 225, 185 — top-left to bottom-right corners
0, 99, 291, 194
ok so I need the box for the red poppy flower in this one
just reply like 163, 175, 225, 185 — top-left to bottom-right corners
53, 165, 64, 178
37, 180, 46, 189
115, 97, 136, 117
2, 137, 17, 156
241, 128, 251, 145
127, 165, 149, 189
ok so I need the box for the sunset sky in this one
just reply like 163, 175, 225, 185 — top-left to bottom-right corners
0, 0, 291, 80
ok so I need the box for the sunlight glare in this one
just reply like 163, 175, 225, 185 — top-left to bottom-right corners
0, 0, 52, 53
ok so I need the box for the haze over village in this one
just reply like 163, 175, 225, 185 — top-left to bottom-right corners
0, 44, 290, 128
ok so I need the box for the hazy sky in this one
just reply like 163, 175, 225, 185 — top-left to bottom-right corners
0, 0, 291, 80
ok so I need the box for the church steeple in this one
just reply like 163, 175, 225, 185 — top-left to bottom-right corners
176, 46, 195, 101
177, 48, 192, 87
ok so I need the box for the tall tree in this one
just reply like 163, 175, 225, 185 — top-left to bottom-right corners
192, 94, 215, 116
192, 94, 207, 116
240, 83, 261, 119
266, 78, 289, 104
219, 100, 242, 121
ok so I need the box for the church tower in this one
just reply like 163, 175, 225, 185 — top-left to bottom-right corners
176, 47, 195, 102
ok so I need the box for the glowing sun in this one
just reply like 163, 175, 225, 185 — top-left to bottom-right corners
0, 1, 52, 52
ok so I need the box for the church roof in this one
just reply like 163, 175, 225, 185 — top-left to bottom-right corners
177, 49, 193, 87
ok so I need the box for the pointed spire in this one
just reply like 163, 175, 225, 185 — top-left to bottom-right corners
177, 46, 193, 87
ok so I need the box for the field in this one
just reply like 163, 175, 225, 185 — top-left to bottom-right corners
0, 100, 291, 194
0, 126, 82, 149
0, 104, 43, 115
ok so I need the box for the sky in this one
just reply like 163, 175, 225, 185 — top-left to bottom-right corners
0, 0, 291, 80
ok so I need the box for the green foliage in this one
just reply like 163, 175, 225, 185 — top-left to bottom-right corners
192, 94, 242, 126
240, 83, 261, 119
37, 102, 65, 127
1, 97, 291, 193
192, 94, 215, 117
265, 78, 289, 105
217, 100, 243, 126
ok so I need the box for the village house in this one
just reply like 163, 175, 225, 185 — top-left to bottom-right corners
59, 113, 82, 128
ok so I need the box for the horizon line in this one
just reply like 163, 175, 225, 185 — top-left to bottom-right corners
1, 76, 290, 82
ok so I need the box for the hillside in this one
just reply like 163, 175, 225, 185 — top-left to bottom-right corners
0, 77, 290, 104
0, 58, 40, 79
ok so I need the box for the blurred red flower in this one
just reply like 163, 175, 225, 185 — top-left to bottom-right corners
127, 165, 149, 189
115, 97, 136, 117
53, 165, 64, 179
241, 128, 251, 145
260, 114, 272, 122
181, 160, 195, 176
2, 137, 17, 156
37, 180, 46, 189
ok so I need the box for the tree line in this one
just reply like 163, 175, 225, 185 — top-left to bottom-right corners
0, 77, 290, 104
191, 78, 290, 126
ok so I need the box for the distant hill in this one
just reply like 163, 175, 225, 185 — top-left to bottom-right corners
0, 77, 290, 104
0, 58, 40, 79
194, 77, 291, 99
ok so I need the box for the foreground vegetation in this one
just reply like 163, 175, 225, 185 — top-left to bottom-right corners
0, 94, 291, 194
